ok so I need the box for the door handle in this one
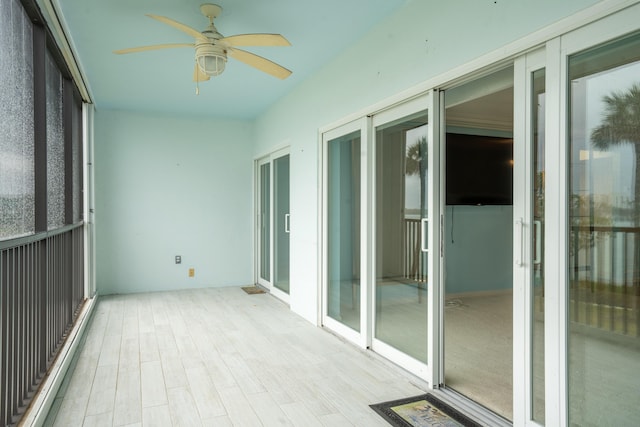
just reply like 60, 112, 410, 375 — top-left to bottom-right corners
421, 218, 429, 253
285, 214, 290, 233
515, 217, 524, 266
534, 220, 542, 265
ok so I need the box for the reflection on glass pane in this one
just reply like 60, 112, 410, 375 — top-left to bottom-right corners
46, 51, 65, 230
531, 68, 545, 424
0, 0, 34, 240
72, 93, 82, 222
274, 155, 290, 293
328, 130, 361, 331
568, 32, 640, 426
260, 163, 271, 282
375, 111, 429, 363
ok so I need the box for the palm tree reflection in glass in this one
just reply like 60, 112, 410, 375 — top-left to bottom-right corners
590, 83, 640, 294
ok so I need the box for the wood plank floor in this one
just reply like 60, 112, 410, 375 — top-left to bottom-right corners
45, 287, 426, 426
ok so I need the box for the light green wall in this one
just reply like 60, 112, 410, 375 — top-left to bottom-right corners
94, 110, 254, 294
444, 205, 513, 294
253, 0, 597, 322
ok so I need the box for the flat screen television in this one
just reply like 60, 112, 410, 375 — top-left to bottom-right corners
445, 132, 513, 205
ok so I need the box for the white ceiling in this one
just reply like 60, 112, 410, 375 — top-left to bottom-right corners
54, 0, 407, 119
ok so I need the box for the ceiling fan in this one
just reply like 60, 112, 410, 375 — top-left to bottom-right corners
113, 3, 292, 83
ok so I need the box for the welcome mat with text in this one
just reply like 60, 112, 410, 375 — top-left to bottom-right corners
370, 394, 482, 427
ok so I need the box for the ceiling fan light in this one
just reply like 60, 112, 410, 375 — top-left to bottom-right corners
197, 54, 226, 76
195, 42, 227, 76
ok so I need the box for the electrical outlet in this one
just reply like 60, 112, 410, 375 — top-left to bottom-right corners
175, 255, 182, 264
188, 268, 194, 277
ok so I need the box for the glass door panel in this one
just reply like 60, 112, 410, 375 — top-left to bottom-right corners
443, 67, 514, 421
567, 31, 640, 426
274, 154, 290, 294
375, 111, 429, 363
531, 67, 546, 423
327, 130, 361, 331
514, 50, 545, 425
259, 162, 271, 283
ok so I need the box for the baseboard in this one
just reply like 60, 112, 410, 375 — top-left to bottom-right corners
20, 294, 99, 426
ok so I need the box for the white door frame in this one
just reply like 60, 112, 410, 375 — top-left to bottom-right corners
256, 156, 272, 290
544, 5, 640, 426
320, 118, 369, 347
368, 91, 440, 384
513, 47, 546, 427
434, 65, 519, 424
254, 147, 291, 304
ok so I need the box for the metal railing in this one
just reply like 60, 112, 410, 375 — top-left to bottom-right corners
401, 219, 639, 336
570, 225, 640, 337
403, 218, 428, 282
0, 224, 85, 426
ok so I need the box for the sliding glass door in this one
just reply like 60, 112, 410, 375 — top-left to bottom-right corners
566, 30, 640, 427
257, 160, 271, 286
374, 111, 430, 363
441, 66, 515, 420
371, 93, 440, 380
511, 48, 547, 425
530, 66, 546, 424
255, 150, 290, 301
325, 126, 361, 334
274, 154, 290, 294
317, 5, 640, 425
322, 93, 440, 379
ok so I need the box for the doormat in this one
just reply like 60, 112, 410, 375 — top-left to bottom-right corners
241, 286, 266, 295
370, 394, 482, 427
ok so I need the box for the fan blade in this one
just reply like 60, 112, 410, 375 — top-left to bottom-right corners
113, 43, 194, 55
228, 48, 292, 79
220, 34, 291, 47
146, 14, 207, 41
193, 64, 210, 82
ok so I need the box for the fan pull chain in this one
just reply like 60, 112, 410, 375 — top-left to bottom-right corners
195, 60, 200, 95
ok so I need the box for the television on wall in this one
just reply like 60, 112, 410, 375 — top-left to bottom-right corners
445, 132, 513, 205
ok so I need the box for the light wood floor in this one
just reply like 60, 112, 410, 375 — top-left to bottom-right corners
45, 287, 427, 427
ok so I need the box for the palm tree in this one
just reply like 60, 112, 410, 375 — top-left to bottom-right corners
405, 136, 428, 212
405, 136, 427, 177
590, 82, 640, 291
405, 137, 428, 281
591, 83, 640, 207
